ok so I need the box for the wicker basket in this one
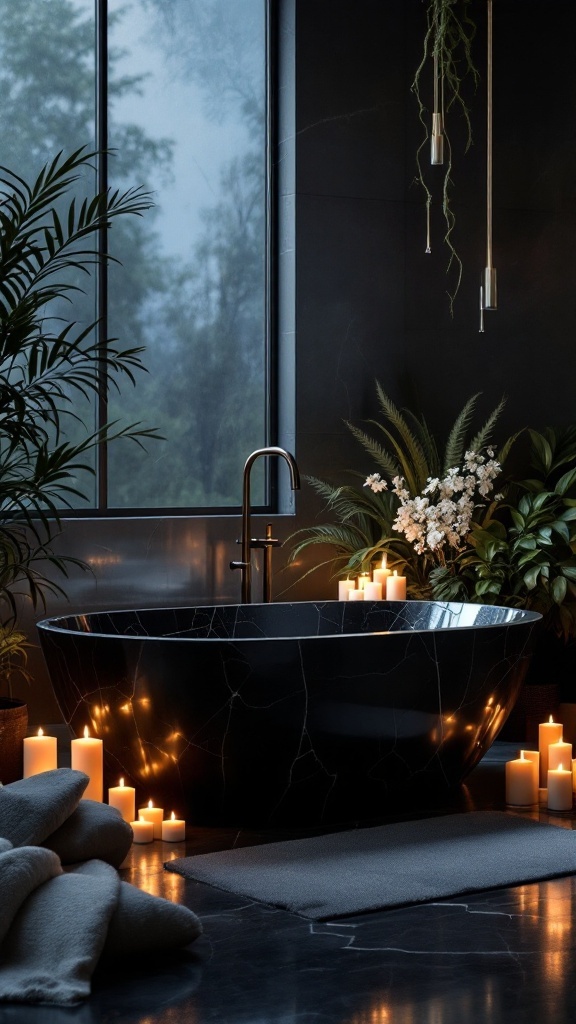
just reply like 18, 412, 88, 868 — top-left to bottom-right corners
0, 698, 28, 784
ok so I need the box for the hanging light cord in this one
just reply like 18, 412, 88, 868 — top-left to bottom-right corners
486, 0, 493, 272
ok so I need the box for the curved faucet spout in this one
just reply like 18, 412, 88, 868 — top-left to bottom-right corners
230, 447, 300, 603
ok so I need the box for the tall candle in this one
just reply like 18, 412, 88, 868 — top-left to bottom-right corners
505, 751, 538, 806
547, 763, 573, 811
108, 777, 136, 823
161, 811, 186, 842
386, 570, 407, 601
538, 716, 563, 786
338, 578, 356, 601
71, 726, 103, 801
139, 799, 164, 839
23, 728, 57, 778
373, 556, 391, 589
364, 581, 383, 601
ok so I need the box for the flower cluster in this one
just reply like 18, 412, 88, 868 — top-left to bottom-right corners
364, 450, 501, 556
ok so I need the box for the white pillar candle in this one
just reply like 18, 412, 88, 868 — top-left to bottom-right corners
139, 800, 164, 839
357, 573, 371, 591
548, 739, 572, 773
23, 728, 57, 778
71, 726, 103, 801
386, 570, 407, 601
372, 556, 391, 589
130, 819, 154, 844
364, 581, 383, 601
108, 777, 136, 823
521, 749, 540, 792
572, 758, 576, 793
348, 589, 365, 601
538, 716, 563, 786
505, 751, 538, 806
338, 578, 356, 600
547, 764, 573, 811
161, 811, 186, 842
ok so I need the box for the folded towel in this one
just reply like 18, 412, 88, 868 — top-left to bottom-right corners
0, 845, 62, 946
43, 800, 133, 868
104, 877, 202, 955
0, 770, 88, 847
0, 859, 120, 1005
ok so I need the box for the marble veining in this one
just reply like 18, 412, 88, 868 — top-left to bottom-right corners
37, 601, 540, 827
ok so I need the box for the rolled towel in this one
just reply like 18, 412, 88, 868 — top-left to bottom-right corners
43, 800, 133, 868
0, 845, 62, 946
0, 770, 89, 847
0, 859, 120, 1005
104, 878, 203, 955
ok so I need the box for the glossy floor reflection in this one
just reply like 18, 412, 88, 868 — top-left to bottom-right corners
8, 741, 576, 1023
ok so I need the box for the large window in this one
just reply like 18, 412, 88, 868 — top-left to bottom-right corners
0, 0, 269, 511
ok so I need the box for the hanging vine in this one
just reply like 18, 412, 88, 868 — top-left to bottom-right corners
411, 0, 480, 315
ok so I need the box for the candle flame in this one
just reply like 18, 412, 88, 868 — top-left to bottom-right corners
83, 726, 89, 739
148, 799, 153, 809
559, 763, 564, 771
37, 728, 43, 737
549, 715, 554, 724
171, 811, 176, 821
520, 750, 525, 760
381, 554, 387, 569
119, 777, 124, 787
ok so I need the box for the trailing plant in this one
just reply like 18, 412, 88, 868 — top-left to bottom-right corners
411, 0, 480, 313
0, 146, 159, 688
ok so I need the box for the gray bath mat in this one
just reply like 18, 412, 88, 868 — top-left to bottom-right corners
165, 810, 576, 920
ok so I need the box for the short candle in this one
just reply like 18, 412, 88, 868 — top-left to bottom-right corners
363, 581, 382, 601
161, 811, 186, 842
108, 777, 136, 823
338, 578, 356, 601
505, 750, 538, 806
548, 739, 573, 773
547, 763, 573, 811
357, 573, 371, 591
71, 726, 103, 801
348, 588, 365, 601
139, 799, 164, 839
23, 728, 57, 778
130, 819, 154, 844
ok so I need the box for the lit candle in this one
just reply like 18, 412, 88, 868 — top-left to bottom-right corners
547, 763, 573, 811
358, 573, 371, 591
548, 739, 572, 772
363, 581, 383, 601
373, 556, 391, 589
71, 726, 103, 801
23, 728, 58, 778
348, 589, 365, 601
338, 578, 356, 601
538, 716, 563, 786
108, 777, 136, 823
505, 751, 538, 806
138, 799, 164, 839
130, 819, 154, 844
386, 570, 407, 601
161, 811, 186, 842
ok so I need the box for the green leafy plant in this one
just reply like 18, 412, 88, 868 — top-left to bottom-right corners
433, 428, 576, 638
0, 146, 159, 687
287, 383, 507, 594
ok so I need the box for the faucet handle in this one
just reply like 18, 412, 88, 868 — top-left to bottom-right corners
229, 559, 249, 571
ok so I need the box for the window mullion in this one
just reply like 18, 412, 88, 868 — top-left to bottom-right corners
96, 0, 109, 509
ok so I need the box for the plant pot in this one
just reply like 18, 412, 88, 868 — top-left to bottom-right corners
0, 697, 28, 784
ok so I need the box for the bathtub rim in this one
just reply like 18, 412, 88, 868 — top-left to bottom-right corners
36, 599, 543, 643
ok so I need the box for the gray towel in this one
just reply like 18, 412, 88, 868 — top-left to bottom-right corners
43, 800, 133, 868
0, 858, 120, 1005
104, 876, 202, 955
0, 770, 88, 846
0, 844, 63, 945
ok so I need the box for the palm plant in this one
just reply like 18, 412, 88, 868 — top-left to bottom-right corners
0, 146, 159, 681
287, 383, 508, 593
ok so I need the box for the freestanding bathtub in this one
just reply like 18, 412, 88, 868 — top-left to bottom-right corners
37, 600, 541, 826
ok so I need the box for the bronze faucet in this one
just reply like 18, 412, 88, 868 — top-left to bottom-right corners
230, 447, 300, 603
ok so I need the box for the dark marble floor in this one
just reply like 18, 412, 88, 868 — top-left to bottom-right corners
7, 740, 576, 1024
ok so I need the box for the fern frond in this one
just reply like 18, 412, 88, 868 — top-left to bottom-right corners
443, 393, 480, 472
469, 396, 507, 453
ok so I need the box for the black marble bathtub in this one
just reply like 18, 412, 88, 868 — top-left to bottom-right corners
37, 601, 541, 826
